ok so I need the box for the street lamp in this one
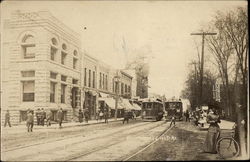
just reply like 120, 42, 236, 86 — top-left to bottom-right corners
114, 75, 120, 121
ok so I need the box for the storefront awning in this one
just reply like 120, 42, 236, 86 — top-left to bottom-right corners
99, 97, 123, 109
133, 103, 142, 110
121, 98, 134, 110
99, 92, 109, 98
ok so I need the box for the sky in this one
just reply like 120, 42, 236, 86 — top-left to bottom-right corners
1, 0, 247, 99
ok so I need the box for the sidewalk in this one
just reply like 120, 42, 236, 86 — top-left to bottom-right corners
2, 117, 126, 134
197, 119, 235, 130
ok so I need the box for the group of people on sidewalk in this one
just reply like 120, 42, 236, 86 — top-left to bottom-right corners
3, 108, 64, 132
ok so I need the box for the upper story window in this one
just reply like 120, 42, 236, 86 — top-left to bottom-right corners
73, 58, 78, 69
61, 43, 67, 65
61, 75, 67, 82
50, 72, 57, 79
72, 79, 78, 84
62, 43, 67, 50
21, 71, 35, 77
22, 81, 35, 102
93, 71, 96, 88
21, 35, 35, 59
51, 38, 58, 46
50, 38, 58, 61
61, 51, 67, 65
73, 50, 78, 69
88, 69, 91, 87
84, 68, 87, 86
105, 75, 108, 90
73, 50, 78, 57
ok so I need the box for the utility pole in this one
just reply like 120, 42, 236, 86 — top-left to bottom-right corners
191, 32, 217, 108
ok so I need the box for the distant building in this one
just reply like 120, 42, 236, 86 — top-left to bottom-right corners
122, 69, 137, 98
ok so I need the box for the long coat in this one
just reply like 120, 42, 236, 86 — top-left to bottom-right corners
79, 111, 83, 122
27, 112, 34, 123
203, 113, 221, 153
57, 110, 63, 122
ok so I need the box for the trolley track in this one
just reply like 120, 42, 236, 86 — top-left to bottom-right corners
67, 121, 170, 161
4, 121, 163, 161
3, 121, 150, 153
122, 124, 174, 161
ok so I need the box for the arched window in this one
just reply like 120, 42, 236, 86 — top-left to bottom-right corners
73, 50, 78, 57
73, 50, 78, 69
21, 35, 35, 59
61, 43, 67, 65
50, 38, 58, 61
62, 43, 67, 50
51, 38, 58, 46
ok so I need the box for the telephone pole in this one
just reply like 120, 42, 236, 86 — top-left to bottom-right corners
191, 32, 217, 108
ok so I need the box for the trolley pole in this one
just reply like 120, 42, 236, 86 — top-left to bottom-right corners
191, 32, 217, 108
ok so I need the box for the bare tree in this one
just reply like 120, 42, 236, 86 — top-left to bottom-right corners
206, 7, 248, 158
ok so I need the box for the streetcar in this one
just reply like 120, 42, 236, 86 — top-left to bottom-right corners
164, 99, 183, 121
141, 98, 164, 121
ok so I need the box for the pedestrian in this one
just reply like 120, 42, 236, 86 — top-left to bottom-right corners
99, 110, 104, 121
57, 108, 63, 128
26, 110, 34, 132
142, 111, 146, 119
104, 109, 109, 123
185, 110, 190, 122
203, 108, 221, 153
123, 110, 129, 124
79, 109, 83, 123
40, 108, 46, 126
170, 110, 176, 127
46, 110, 52, 127
36, 108, 41, 125
4, 110, 11, 127
96, 110, 99, 122
84, 109, 89, 123
132, 111, 136, 120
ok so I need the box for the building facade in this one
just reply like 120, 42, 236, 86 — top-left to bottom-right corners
1, 10, 135, 125
2, 11, 81, 124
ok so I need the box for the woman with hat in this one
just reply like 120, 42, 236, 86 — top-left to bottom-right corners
203, 108, 221, 153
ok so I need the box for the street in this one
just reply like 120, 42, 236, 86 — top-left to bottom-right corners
1, 119, 235, 161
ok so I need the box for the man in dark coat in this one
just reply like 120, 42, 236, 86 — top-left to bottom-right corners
46, 110, 52, 127
170, 109, 176, 127
27, 110, 34, 132
104, 109, 109, 123
36, 108, 41, 125
57, 108, 63, 128
40, 108, 46, 126
84, 109, 89, 123
185, 110, 190, 122
123, 110, 129, 124
79, 109, 83, 123
4, 110, 11, 127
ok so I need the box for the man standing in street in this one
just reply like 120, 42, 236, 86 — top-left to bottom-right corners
46, 110, 52, 127
185, 110, 190, 122
4, 110, 11, 127
79, 109, 83, 123
104, 109, 109, 123
40, 108, 46, 126
57, 108, 63, 128
36, 108, 41, 126
26, 110, 34, 132
170, 110, 176, 127
84, 109, 89, 123
123, 110, 129, 124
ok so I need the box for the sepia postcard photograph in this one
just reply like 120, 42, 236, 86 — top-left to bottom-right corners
0, 0, 249, 161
